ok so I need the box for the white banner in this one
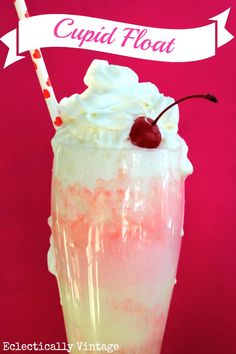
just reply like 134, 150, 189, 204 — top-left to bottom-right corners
0, 8, 234, 68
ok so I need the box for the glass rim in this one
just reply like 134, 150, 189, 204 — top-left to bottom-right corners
52, 137, 179, 154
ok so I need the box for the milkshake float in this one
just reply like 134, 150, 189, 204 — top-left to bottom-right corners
48, 60, 195, 353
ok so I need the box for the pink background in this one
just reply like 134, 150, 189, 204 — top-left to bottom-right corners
0, 1, 235, 353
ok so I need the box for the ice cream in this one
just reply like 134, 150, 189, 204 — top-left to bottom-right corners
49, 60, 193, 354
53, 59, 192, 175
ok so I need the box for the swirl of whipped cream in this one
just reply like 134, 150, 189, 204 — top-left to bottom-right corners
57, 60, 180, 148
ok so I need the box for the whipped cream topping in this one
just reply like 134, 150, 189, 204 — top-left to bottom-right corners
53, 60, 193, 176
57, 60, 179, 144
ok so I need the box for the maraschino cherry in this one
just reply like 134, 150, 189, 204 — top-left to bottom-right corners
129, 94, 218, 149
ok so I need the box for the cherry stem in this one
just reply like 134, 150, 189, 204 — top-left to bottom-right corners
152, 93, 218, 126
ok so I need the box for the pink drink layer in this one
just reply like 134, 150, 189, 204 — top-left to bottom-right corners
51, 145, 185, 354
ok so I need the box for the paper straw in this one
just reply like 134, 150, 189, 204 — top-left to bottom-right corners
13, 0, 63, 128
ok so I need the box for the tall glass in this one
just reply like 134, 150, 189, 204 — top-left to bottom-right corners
50, 141, 186, 354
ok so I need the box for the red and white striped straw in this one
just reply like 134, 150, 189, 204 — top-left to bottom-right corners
13, 0, 63, 128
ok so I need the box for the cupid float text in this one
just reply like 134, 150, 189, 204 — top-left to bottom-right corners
54, 17, 175, 53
